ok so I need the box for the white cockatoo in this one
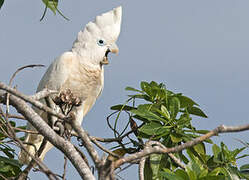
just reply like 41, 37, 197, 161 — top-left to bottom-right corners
19, 6, 122, 164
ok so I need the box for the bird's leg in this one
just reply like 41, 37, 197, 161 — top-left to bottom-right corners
45, 96, 61, 127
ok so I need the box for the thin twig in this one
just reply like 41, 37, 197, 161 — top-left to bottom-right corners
17, 139, 51, 180
9, 64, 45, 87
63, 155, 67, 180
91, 137, 120, 159
7, 64, 45, 114
88, 123, 144, 144
73, 145, 90, 168
4, 113, 26, 120
139, 157, 146, 180
106, 111, 120, 137
168, 153, 186, 169
110, 163, 115, 180
0, 173, 8, 180
13, 127, 39, 134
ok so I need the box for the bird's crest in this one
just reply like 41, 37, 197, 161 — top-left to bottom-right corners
76, 6, 122, 43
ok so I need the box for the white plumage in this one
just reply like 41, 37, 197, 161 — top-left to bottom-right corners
19, 6, 122, 164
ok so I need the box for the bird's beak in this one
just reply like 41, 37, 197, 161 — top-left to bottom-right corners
109, 43, 119, 54
101, 43, 119, 65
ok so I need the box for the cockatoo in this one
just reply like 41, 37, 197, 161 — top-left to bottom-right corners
19, 6, 122, 164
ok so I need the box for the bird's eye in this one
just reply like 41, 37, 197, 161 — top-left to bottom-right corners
97, 39, 105, 46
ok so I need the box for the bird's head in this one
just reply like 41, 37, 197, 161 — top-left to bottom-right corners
72, 6, 122, 66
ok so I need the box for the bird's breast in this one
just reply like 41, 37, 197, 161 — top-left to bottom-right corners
61, 62, 104, 103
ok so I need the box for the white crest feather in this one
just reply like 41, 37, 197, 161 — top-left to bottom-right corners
76, 6, 122, 43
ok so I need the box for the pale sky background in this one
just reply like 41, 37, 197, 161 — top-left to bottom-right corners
1, 0, 249, 179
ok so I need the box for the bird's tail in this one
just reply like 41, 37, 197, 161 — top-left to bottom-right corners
18, 132, 53, 164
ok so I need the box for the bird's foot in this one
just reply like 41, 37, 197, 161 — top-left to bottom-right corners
53, 89, 81, 116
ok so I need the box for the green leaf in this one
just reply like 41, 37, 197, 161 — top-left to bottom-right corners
144, 158, 153, 180
175, 169, 189, 180
158, 154, 170, 172
240, 164, 249, 171
230, 166, 242, 179
131, 105, 168, 123
128, 94, 151, 101
186, 164, 197, 180
169, 97, 180, 119
9, 121, 16, 127
193, 143, 206, 156
187, 106, 208, 118
160, 169, 185, 180
125, 86, 144, 93
186, 150, 202, 176
0, 156, 22, 168
210, 167, 223, 176
110, 105, 135, 111
0, 164, 12, 173
141, 81, 151, 94
150, 154, 162, 179
1, 148, 14, 158
177, 114, 191, 127
178, 95, 199, 108
225, 166, 240, 180
231, 147, 246, 158
240, 171, 249, 179
236, 154, 249, 160
204, 138, 213, 144
170, 133, 182, 143
203, 175, 225, 180
160, 105, 170, 120
0, 0, 4, 10
42, 0, 58, 14
19, 136, 25, 141
178, 152, 189, 164
212, 144, 221, 159
199, 168, 208, 178
150, 81, 159, 87
195, 130, 210, 134
0, 132, 7, 141
139, 122, 167, 136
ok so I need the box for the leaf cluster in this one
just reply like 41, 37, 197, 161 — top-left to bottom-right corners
0, 116, 23, 179
110, 81, 249, 180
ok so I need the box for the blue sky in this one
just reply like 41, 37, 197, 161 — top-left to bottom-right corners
1, 0, 249, 179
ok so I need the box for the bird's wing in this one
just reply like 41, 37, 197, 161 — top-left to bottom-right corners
37, 51, 76, 93
19, 51, 78, 164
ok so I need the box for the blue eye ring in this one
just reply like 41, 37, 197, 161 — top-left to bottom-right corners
97, 39, 106, 46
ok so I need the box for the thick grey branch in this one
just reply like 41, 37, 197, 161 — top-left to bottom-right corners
8, 94, 95, 180
71, 116, 101, 168
0, 81, 65, 120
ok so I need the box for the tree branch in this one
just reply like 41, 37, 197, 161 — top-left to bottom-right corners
138, 157, 146, 180
0, 107, 58, 180
114, 123, 249, 168
91, 137, 120, 159
70, 114, 101, 168
7, 93, 95, 180
0, 82, 65, 120
30, 88, 58, 100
